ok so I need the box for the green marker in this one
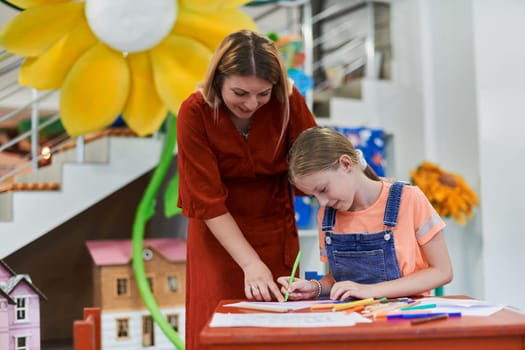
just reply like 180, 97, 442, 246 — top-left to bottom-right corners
400, 303, 437, 311
284, 250, 302, 302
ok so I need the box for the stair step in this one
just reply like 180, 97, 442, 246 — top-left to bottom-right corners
0, 134, 165, 258
0, 181, 60, 193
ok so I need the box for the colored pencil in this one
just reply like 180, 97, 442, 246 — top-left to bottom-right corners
284, 250, 302, 302
400, 303, 436, 311
332, 298, 376, 312
387, 312, 462, 320
367, 302, 411, 317
344, 305, 366, 314
411, 313, 449, 325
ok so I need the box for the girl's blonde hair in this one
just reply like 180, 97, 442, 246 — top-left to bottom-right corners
200, 29, 291, 146
288, 127, 380, 184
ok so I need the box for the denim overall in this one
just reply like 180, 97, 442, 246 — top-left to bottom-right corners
322, 181, 404, 284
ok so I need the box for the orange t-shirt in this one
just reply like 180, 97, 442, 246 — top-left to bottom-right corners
318, 181, 446, 278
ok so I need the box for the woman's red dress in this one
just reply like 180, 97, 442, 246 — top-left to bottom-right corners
177, 87, 316, 349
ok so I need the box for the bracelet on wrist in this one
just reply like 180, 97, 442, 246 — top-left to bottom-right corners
309, 279, 322, 299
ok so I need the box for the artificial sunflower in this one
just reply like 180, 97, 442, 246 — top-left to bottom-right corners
0, 0, 256, 136
411, 161, 479, 225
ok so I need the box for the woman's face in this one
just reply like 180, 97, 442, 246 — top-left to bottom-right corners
221, 75, 273, 120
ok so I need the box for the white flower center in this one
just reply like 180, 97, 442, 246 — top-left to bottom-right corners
85, 0, 178, 53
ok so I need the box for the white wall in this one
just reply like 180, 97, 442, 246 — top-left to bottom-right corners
389, 0, 525, 310
326, 0, 485, 301
0, 5, 17, 26
415, 0, 484, 300
332, 0, 525, 310
472, 0, 525, 311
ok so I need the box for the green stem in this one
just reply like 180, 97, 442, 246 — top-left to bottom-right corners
132, 113, 184, 350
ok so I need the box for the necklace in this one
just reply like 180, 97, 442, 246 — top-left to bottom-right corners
230, 113, 252, 139
238, 125, 251, 139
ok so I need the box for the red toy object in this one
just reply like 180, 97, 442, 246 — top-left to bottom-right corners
73, 307, 101, 350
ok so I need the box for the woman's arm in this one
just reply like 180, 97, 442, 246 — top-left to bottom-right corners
330, 232, 453, 300
205, 213, 285, 302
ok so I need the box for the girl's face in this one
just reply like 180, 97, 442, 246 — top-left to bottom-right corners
221, 75, 273, 119
293, 156, 357, 211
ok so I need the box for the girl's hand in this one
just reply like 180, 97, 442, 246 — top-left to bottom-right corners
243, 260, 284, 302
330, 281, 377, 300
276, 276, 318, 300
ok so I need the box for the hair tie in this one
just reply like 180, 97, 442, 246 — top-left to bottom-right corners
355, 149, 367, 170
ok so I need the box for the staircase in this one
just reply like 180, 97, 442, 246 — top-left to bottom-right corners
0, 133, 165, 258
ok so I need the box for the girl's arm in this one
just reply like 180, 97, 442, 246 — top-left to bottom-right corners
205, 213, 285, 302
330, 232, 453, 300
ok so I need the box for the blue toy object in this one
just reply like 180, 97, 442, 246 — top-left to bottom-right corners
329, 126, 386, 177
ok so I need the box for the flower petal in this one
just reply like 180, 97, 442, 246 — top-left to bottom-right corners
121, 52, 168, 136
150, 35, 212, 113
60, 44, 130, 136
6, 0, 70, 10
19, 19, 97, 89
173, 8, 256, 52
0, 2, 84, 57
179, 0, 252, 13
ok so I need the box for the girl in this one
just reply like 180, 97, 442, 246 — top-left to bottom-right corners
278, 126, 452, 300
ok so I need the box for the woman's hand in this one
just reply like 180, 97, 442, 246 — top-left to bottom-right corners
243, 260, 284, 302
276, 276, 318, 301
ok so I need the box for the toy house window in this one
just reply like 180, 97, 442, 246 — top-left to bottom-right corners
15, 336, 28, 350
116, 278, 129, 296
167, 276, 178, 293
147, 276, 154, 293
15, 297, 28, 322
167, 314, 179, 332
116, 318, 129, 339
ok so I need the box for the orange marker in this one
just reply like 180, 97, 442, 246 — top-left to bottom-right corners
344, 305, 365, 314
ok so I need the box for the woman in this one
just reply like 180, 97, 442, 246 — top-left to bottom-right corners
176, 29, 316, 349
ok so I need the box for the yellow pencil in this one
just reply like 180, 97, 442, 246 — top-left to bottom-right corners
332, 298, 376, 312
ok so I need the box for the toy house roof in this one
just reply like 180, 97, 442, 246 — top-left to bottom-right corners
0, 259, 17, 277
85, 238, 186, 266
0, 287, 16, 304
0, 259, 48, 301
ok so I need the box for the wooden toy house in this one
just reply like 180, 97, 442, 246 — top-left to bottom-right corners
85, 238, 186, 349
0, 260, 47, 350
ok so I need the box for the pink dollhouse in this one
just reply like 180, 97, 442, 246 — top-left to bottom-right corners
85, 238, 186, 350
0, 260, 47, 350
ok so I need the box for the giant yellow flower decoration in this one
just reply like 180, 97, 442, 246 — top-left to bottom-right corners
411, 161, 479, 225
0, 0, 256, 136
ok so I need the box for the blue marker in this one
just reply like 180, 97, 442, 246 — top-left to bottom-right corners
387, 312, 462, 320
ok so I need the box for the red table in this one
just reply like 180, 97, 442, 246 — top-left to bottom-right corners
200, 296, 525, 349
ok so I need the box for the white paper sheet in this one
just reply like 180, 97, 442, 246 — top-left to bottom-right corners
224, 300, 336, 312
209, 311, 372, 328
408, 297, 504, 316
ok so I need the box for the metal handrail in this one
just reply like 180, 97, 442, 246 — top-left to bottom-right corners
248, 0, 385, 97
311, 1, 366, 25
0, 112, 60, 153
0, 50, 76, 185
0, 90, 56, 124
